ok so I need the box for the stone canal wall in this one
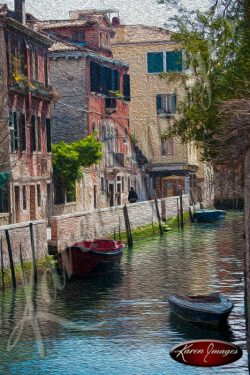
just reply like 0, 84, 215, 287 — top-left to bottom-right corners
0, 220, 48, 267
50, 195, 189, 252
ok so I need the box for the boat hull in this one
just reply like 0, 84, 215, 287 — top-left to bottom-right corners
193, 209, 226, 223
168, 294, 233, 327
58, 245, 125, 279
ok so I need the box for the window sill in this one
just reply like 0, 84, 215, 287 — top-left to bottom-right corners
158, 113, 176, 118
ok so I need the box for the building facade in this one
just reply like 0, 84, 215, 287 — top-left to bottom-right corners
32, 10, 136, 214
0, 1, 53, 226
111, 24, 208, 201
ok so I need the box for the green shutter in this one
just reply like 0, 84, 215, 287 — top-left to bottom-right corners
147, 52, 163, 73
123, 74, 131, 101
166, 51, 183, 72
90, 62, 100, 92
100, 65, 112, 95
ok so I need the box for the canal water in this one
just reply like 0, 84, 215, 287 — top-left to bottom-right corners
0, 212, 248, 374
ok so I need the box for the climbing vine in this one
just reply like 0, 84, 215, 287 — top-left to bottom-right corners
52, 134, 103, 193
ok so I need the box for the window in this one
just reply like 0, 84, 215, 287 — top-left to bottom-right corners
22, 186, 27, 210
54, 177, 76, 204
161, 137, 174, 156
30, 115, 36, 152
37, 184, 41, 207
147, 50, 183, 73
37, 117, 41, 151
106, 33, 110, 47
101, 177, 105, 193
90, 62, 120, 94
9, 111, 18, 152
0, 187, 8, 213
72, 30, 85, 45
46, 118, 52, 152
123, 74, 131, 101
20, 113, 26, 151
156, 94, 177, 115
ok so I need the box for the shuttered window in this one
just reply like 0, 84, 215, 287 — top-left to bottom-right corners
9, 111, 18, 152
147, 52, 164, 73
123, 74, 131, 101
46, 118, 52, 152
90, 62, 121, 95
90, 61, 100, 92
20, 113, 26, 151
166, 51, 183, 72
30, 115, 36, 152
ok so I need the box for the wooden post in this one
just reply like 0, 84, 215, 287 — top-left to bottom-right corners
176, 198, 180, 230
19, 242, 25, 282
119, 217, 121, 241
123, 205, 133, 247
153, 190, 163, 235
5, 229, 16, 289
29, 223, 38, 284
180, 190, 184, 230
0, 236, 4, 290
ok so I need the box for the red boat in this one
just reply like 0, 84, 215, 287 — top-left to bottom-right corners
58, 239, 125, 279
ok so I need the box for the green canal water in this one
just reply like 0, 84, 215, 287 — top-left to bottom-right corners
0, 212, 248, 374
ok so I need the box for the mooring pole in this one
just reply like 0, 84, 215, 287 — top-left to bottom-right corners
119, 217, 121, 241
176, 198, 180, 230
180, 190, 184, 230
0, 236, 4, 290
29, 223, 38, 284
153, 190, 163, 235
5, 229, 16, 289
123, 205, 133, 247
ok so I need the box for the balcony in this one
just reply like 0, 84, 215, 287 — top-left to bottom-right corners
10, 77, 59, 102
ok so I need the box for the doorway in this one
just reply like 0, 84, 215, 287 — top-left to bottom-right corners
108, 183, 114, 207
14, 186, 20, 223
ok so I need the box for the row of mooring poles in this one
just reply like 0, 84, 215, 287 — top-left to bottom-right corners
0, 222, 37, 290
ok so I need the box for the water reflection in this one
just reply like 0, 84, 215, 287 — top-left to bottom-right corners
0, 212, 248, 374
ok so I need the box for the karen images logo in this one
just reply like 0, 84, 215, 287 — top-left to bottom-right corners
170, 340, 243, 367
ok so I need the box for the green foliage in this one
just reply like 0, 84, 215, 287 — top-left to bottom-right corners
160, 0, 250, 160
52, 134, 102, 190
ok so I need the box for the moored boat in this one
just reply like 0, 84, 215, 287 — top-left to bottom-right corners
193, 209, 226, 223
168, 293, 234, 327
58, 239, 125, 279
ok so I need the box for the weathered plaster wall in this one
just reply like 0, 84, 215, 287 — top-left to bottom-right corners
50, 194, 189, 251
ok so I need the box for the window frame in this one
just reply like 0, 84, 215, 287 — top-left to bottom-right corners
156, 93, 177, 116
147, 50, 183, 74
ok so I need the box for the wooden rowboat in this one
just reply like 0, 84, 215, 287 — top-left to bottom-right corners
193, 209, 226, 223
168, 293, 234, 327
57, 239, 125, 279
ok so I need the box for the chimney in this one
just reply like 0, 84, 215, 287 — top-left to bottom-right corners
15, 0, 26, 24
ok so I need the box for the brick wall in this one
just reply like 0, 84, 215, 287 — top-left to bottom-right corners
50, 194, 189, 251
0, 220, 48, 267
49, 56, 88, 143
